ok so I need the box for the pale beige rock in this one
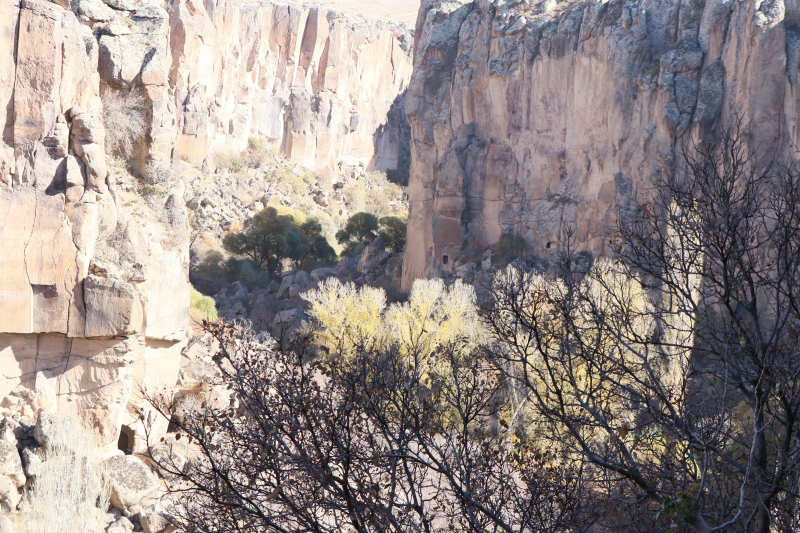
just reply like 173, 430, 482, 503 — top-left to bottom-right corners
139, 505, 174, 533
169, 0, 413, 174
402, 0, 800, 289
0, 443, 24, 488
0, 0, 190, 453
0, 476, 19, 510
104, 455, 160, 517
84, 276, 144, 337
78, 0, 115, 22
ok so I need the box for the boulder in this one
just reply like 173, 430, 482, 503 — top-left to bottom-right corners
106, 516, 135, 533
33, 413, 74, 448
84, 276, 144, 337
310, 267, 337, 283
139, 505, 175, 533
288, 284, 303, 299
104, 455, 160, 517
266, 280, 280, 294
358, 237, 390, 273
272, 310, 304, 328
0, 443, 25, 488
294, 270, 311, 288
78, 0, 115, 21
21, 448, 42, 479
0, 476, 19, 510
276, 274, 295, 299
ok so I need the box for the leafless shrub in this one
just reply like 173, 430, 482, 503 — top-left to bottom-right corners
485, 124, 800, 533
102, 88, 146, 158
144, 315, 594, 533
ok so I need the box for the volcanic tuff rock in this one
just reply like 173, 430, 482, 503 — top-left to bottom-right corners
0, 0, 189, 450
402, 0, 800, 289
0, 0, 413, 452
170, 0, 414, 174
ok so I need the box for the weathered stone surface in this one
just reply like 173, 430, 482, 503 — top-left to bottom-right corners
0, 476, 19, 510
78, 0, 115, 22
402, 0, 800, 289
33, 412, 74, 448
0, 443, 24, 488
139, 505, 174, 533
358, 237, 390, 272
104, 454, 160, 517
84, 276, 144, 337
169, 0, 413, 174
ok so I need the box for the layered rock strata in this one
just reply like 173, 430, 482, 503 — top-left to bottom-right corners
402, 0, 800, 289
169, 0, 415, 174
0, 0, 189, 450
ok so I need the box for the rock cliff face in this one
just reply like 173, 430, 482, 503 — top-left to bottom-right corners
402, 0, 800, 289
170, 0, 415, 174
0, 0, 189, 449
0, 0, 413, 450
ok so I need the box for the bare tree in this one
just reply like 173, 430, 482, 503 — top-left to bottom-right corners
484, 128, 800, 533
145, 315, 592, 532
101, 88, 146, 158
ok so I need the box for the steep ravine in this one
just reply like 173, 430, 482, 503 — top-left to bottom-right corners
0, 0, 413, 455
402, 0, 800, 289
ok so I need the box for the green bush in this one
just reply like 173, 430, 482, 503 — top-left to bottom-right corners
223, 207, 336, 277
494, 232, 526, 264
196, 249, 224, 279
190, 287, 218, 321
245, 137, 269, 168
379, 216, 407, 251
223, 258, 271, 290
336, 212, 379, 257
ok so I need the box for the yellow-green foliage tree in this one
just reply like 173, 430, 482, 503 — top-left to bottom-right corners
302, 278, 481, 363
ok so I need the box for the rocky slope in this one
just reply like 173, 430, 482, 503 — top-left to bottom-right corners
402, 0, 799, 289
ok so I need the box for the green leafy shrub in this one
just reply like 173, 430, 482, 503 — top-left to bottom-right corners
196, 249, 224, 279
494, 232, 526, 264
245, 136, 270, 168
190, 287, 218, 321
223, 258, 271, 290
379, 215, 407, 251
223, 207, 336, 277
336, 212, 380, 257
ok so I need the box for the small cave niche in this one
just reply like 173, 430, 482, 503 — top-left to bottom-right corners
546, 242, 552, 249
442, 255, 449, 265
117, 425, 135, 455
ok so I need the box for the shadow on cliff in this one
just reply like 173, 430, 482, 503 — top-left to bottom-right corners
372, 90, 410, 186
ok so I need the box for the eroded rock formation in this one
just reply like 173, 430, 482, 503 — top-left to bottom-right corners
170, 0, 415, 174
0, 0, 414, 454
402, 0, 800, 289
0, 0, 189, 450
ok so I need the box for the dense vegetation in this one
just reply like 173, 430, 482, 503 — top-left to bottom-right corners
196, 210, 407, 289
149, 129, 800, 533
221, 207, 337, 276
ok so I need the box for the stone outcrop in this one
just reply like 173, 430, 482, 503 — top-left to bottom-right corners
402, 0, 800, 289
169, 0, 414, 175
0, 0, 189, 449
0, 0, 411, 453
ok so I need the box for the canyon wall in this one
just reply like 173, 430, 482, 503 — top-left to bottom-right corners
169, 0, 415, 174
402, 0, 800, 289
0, 0, 189, 449
0, 0, 413, 450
